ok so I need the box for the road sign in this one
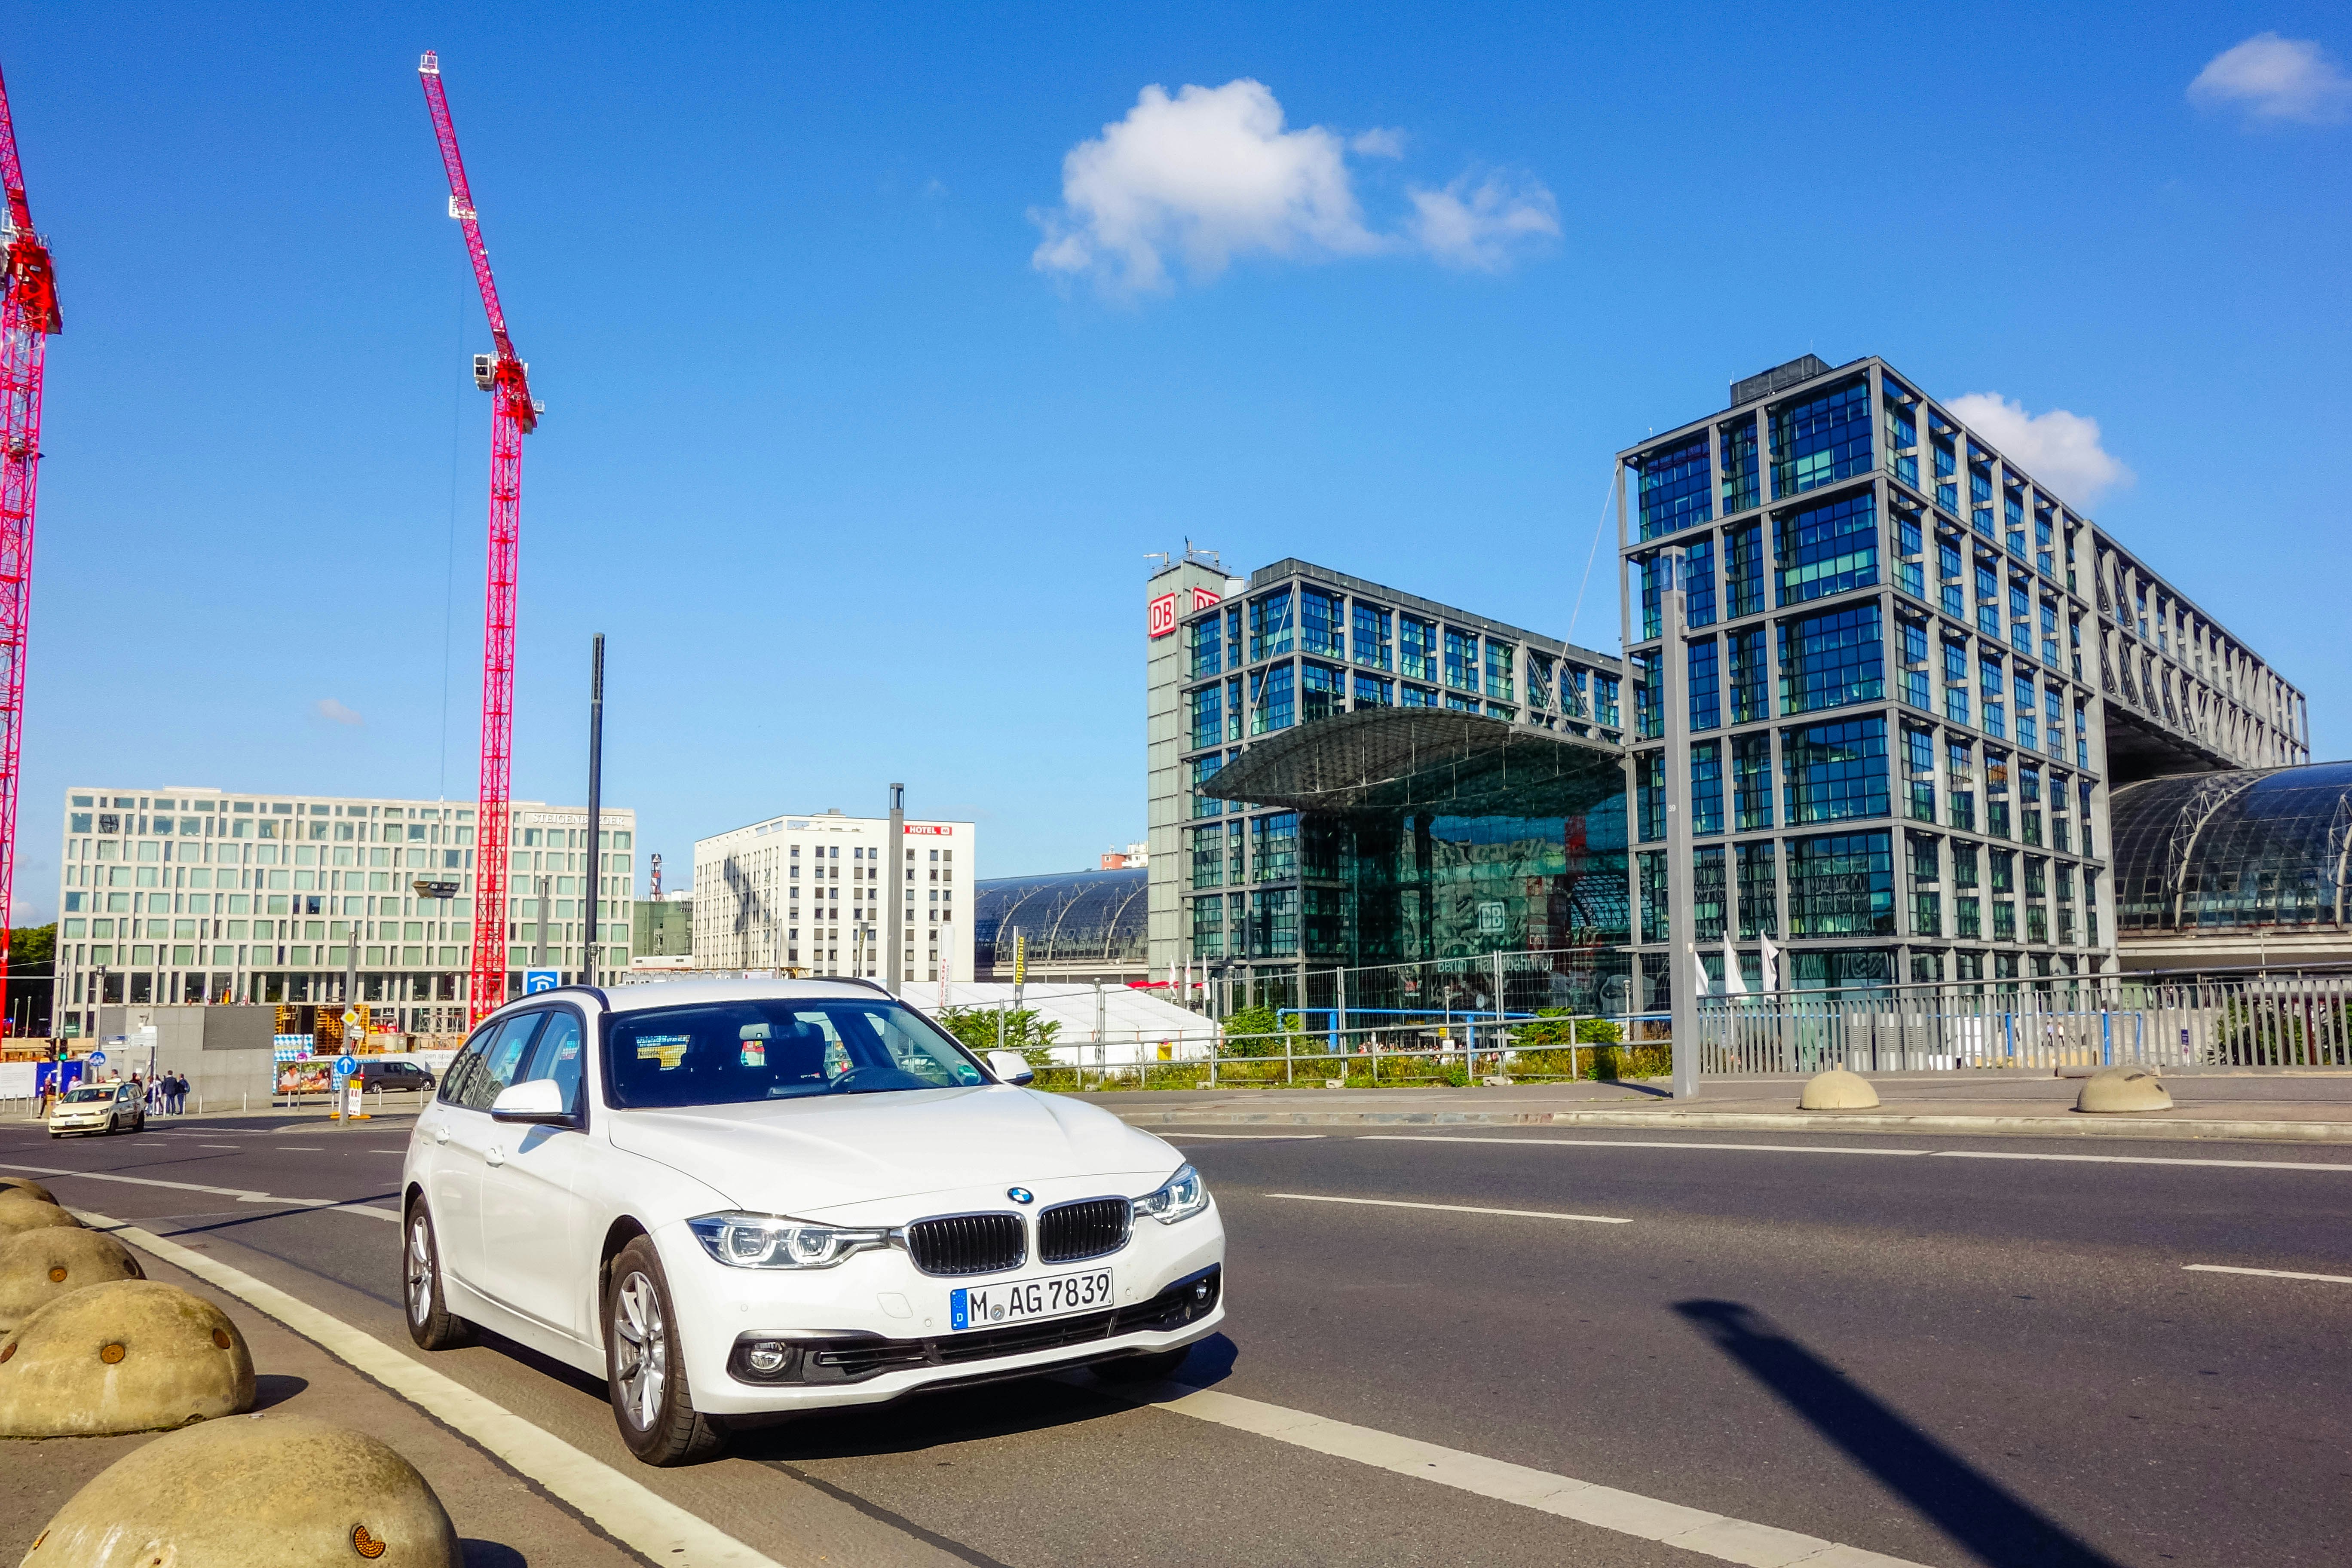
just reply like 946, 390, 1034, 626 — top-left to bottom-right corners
86, 1050, 105, 1067
524, 969, 560, 994
343, 1009, 359, 1027
345, 1079, 365, 1119
334, 1054, 358, 1078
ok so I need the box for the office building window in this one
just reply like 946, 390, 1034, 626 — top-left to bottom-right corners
1527, 650, 1556, 712
1301, 661, 1344, 723
1900, 618, 1930, 710
1778, 603, 1883, 715
1691, 845, 1727, 942
1632, 649, 1662, 740
1775, 488, 1878, 606
1683, 539, 1717, 628
1249, 588, 1293, 662
1943, 638, 1970, 726
1692, 741, 1724, 835
1299, 588, 1344, 658
1908, 832, 1941, 937
1250, 813, 1299, 882
1594, 674, 1620, 729
1400, 683, 1437, 708
1720, 414, 1759, 514
1636, 750, 1664, 843
1883, 380, 1919, 488
1726, 521, 1764, 618
1903, 723, 1936, 822
1485, 640, 1515, 701
1352, 672, 1393, 707
1688, 638, 1720, 731
1728, 627, 1768, 724
1639, 553, 1667, 641
1190, 614, 1222, 677
1638, 850, 1668, 943
1733, 733, 1773, 830
1782, 716, 1890, 826
1189, 755, 1224, 818
1189, 684, 1222, 750
1444, 628, 1479, 692
1191, 826, 1225, 889
1352, 603, 1392, 670
1737, 841, 1778, 940
1248, 889, 1297, 958
2019, 760, 2043, 846
1399, 616, 1436, 682
1250, 663, 1294, 734
1985, 748, 2012, 839
1787, 830, 1896, 937
1980, 654, 2006, 739
1637, 432, 1713, 539
1771, 377, 1871, 498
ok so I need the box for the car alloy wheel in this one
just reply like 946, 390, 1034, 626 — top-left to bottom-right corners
403, 1204, 471, 1351
612, 1271, 667, 1430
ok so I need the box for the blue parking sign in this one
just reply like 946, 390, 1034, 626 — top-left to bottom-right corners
524, 969, 560, 994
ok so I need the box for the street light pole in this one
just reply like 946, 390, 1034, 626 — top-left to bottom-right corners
582, 634, 605, 987
1661, 548, 1698, 1102
885, 783, 904, 994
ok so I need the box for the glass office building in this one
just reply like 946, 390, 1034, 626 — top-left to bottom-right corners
1618, 355, 2308, 998
1145, 555, 1628, 1007
53, 787, 637, 1038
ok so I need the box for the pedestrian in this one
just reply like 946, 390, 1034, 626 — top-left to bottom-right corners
177, 1072, 190, 1114
164, 1072, 181, 1115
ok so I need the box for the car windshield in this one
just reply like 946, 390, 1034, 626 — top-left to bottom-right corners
604, 997, 986, 1109
63, 1086, 111, 1102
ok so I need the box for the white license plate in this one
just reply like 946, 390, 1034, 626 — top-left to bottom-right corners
950, 1268, 1113, 1332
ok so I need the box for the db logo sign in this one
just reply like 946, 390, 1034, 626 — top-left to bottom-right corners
1147, 593, 1178, 638
1189, 587, 1222, 613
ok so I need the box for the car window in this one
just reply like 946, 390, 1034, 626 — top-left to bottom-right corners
468, 1014, 546, 1110
604, 997, 985, 1109
519, 1010, 586, 1115
438, 1025, 496, 1108
64, 1086, 109, 1102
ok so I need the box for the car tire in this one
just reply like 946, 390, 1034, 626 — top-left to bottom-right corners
605, 1236, 727, 1466
105, 1112, 120, 1136
404, 1202, 474, 1351
1092, 1346, 1191, 1384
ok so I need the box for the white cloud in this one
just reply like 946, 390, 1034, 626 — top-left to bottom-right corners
1405, 171, 1560, 272
1031, 80, 1555, 293
314, 698, 363, 726
1947, 393, 2133, 508
2188, 33, 2352, 125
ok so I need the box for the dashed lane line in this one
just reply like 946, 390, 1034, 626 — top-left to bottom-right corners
1104, 1377, 1928, 1567
1365, 1135, 2352, 1171
73, 1209, 785, 1568
0, 1161, 401, 1221
2184, 1264, 2352, 1285
1161, 1133, 1329, 1141
1264, 1192, 1632, 1225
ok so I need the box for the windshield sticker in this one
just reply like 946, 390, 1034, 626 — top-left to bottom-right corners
740, 1041, 766, 1067
636, 1035, 691, 1069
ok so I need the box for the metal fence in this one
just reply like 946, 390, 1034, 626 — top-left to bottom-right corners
1694, 970, 2352, 1075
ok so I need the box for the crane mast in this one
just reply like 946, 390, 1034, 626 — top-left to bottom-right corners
0, 58, 57, 1035
419, 51, 537, 1025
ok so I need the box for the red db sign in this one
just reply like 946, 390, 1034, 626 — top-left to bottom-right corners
1147, 593, 1178, 638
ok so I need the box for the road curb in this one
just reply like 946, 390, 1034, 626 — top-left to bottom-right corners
1115, 1107, 2352, 1143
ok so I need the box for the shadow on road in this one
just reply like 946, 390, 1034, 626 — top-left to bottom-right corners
1672, 1299, 2123, 1568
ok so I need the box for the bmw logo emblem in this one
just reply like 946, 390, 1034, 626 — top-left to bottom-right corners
1007, 1187, 1034, 1204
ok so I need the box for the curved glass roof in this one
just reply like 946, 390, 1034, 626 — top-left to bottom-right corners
973, 868, 1148, 969
2111, 761, 2352, 933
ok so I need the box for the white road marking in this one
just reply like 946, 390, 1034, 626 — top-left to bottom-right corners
73, 1209, 784, 1568
200, 1145, 242, 1149
0, 1161, 400, 1221
1163, 1133, 1329, 1141
1368, 1135, 2352, 1172
1264, 1192, 1631, 1225
1366, 1135, 1929, 1157
2183, 1264, 2352, 1285
1115, 1378, 1929, 1567
279, 1146, 324, 1151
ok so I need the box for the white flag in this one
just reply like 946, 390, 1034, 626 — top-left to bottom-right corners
1722, 939, 1749, 995
1690, 943, 1712, 999
1759, 933, 1780, 995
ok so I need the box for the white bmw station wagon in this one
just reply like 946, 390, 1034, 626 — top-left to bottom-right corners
400, 978, 1225, 1464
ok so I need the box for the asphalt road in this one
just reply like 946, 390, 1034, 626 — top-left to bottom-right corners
4, 1110, 2348, 1568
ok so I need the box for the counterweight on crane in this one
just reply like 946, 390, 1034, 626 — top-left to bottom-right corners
0, 59, 58, 1033
419, 50, 539, 1024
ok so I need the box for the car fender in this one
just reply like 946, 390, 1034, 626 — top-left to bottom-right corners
570, 1133, 738, 1348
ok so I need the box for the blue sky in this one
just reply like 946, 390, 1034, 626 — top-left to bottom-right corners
7, 3, 2347, 919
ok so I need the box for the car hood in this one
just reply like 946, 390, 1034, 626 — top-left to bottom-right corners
604, 1085, 1181, 1217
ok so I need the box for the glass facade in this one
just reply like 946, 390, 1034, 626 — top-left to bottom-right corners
1638, 432, 1713, 540
1771, 377, 1871, 498
2110, 762, 2352, 933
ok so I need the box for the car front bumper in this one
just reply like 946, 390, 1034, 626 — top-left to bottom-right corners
49, 1114, 108, 1132
656, 1201, 1226, 1415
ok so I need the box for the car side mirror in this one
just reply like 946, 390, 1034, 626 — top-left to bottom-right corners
986, 1050, 1035, 1086
489, 1078, 574, 1125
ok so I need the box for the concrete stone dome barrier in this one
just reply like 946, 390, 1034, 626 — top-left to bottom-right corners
0, 1175, 58, 1205
0, 1228, 145, 1332
1798, 1068, 1881, 1110
2076, 1066, 2172, 1114
0, 1194, 82, 1236
19, 1413, 460, 1568
0, 1280, 254, 1436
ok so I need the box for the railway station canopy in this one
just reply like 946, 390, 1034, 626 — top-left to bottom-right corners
2112, 760, 2352, 942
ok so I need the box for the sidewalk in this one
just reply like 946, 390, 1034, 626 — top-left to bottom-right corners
1079, 1067, 2352, 1142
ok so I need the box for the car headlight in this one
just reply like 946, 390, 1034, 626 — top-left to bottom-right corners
686, 1212, 889, 1270
1132, 1163, 1210, 1226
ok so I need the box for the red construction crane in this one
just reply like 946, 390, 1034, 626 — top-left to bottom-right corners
0, 59, 58, 1035
418, 50, 538, 1025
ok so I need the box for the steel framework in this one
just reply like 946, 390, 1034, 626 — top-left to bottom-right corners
0, 60, 58, 1032
419, 51, 538, 1024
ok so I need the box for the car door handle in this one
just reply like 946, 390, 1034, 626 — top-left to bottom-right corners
485, 1146, 504, 1168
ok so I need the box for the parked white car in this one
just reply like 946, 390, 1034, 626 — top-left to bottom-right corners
400, 978, 1225, 1465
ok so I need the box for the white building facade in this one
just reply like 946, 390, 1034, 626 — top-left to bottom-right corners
54, 786, 636, 1038
693, 809, 975, 984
